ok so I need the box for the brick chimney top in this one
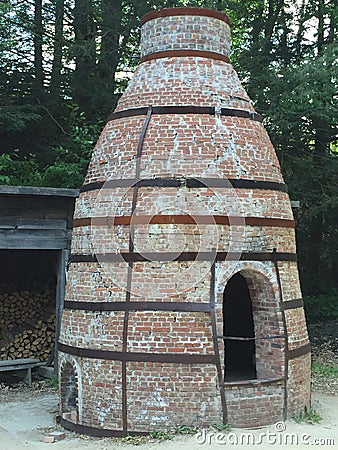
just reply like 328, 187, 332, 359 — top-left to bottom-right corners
141, 7, 231, 25
140, 7, 231, 62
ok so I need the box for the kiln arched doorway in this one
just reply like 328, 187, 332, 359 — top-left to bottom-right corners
223, 272, 257, 381
221, 268, 287, 426
60, 361, 79, 423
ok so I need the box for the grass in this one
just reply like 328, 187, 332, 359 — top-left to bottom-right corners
294, 406, 322, 425
211, 422, 231, 431
44, 376, 58, 390
174, 424, 199, 435
312, 362, 338, 379
122, 423, 224, 445
149, 429, 174, 441
121, 435, 150, 445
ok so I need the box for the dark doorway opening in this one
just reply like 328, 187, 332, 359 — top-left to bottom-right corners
0, 249, 57, 287
223, 273, 257, 381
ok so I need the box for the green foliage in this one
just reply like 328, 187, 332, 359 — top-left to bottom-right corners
44, 376, 59, 390
42, 106, 102, 188
122, 423, 229, 445
149, 429, 174, 441
0, 106, 102, 188
0, 105, 42, 133
211, 423, 231, 431
312, 362, 338, 379
0, 151, 43, 186
174, 424, 199, 434
148, 424, 200, 441
304, 291, 338, 322
122, 424, 201, 444
293, 406, 322, 425
226, 1, 338, 296
121, 434, 149, 445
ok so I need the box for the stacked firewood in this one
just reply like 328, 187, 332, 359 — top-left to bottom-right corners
0, 286, 56, 361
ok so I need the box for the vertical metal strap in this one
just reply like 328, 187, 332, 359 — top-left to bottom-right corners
210, 262, 228, 424
122, 105, 153, 434
273, 248, 289, 420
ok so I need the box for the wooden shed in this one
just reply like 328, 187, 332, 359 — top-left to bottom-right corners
0, 186, 78, 372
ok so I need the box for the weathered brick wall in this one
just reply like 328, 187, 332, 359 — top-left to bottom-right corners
127, 362, 222, 430
140, 13, 231, 59
116, 59, 251, 112
85, 117, 283, 183
287, 353, 311, 417
59, 7, 311, 434
225, 381, 285, 428
80, 358, 123, 430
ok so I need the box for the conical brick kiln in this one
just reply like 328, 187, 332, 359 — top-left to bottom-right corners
59, 7, 311, 435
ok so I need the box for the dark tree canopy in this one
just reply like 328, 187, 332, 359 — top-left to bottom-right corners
0, 0, 337, 295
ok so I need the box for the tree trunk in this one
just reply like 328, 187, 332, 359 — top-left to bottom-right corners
50, 0, 64, 96
72, 0, 97, 117
308, 117, 330, 291
33, 0, 44, 93
317, 0, 325, 53
263, 0, 284, 54
295, 0, 306, 58
327, 0, 337, 44
97, 0, 122, 114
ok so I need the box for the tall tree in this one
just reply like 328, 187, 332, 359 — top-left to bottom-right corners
33, 0, 44, 95
50, 0, 65, 97
225, 0, 338, 294
72, 0, 97, 117
96, 0, 122, 114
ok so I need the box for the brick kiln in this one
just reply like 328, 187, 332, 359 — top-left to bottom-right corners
59, 7, 311, 435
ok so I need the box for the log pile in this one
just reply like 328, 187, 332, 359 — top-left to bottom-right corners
0, 286, 55, 362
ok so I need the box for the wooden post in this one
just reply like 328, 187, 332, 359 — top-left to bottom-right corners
54, 249, 69, 374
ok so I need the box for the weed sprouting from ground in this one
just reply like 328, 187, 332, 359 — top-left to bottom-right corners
121, 422, 231, 445
44, 376, 58, 390
211, 422, 231, 431
294, 406, 322, 424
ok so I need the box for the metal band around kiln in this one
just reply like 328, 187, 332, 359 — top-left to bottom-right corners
64, 301, 211, 312
58, 342, 310, 362
60, 418, 147, 438
63, 298, 303, 313
73, 216, 295, 228
141, 8, 231, 26
80, 178, 287, 193
141, 49, 231, 63
107, 105, 262, 123
287, 343, 311, 360
282, 298, 304, 310
58, 343, 216, 364
122, 106, 153, 433
70, 251, 297, 263
210, 262, 228, 423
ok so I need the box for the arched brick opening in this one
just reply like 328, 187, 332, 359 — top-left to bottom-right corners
216, 264, 287, 426
236, 268, 286, 380
223, 272, 257, 381
60, 361, 79, 423
218, 264, 286, 382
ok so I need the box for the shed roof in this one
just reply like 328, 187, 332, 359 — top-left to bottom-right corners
0, 185, 79, 198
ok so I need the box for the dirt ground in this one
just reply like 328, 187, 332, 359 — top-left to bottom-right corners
0, 320, 336, 449
0, 389, 336, 449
